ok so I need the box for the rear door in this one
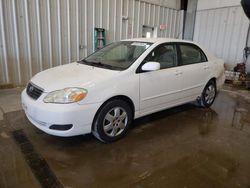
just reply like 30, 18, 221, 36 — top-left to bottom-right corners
177, 43, 211, 98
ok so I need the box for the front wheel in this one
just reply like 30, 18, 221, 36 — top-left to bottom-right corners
92, 99, 133, 143
200, 80, 217, 108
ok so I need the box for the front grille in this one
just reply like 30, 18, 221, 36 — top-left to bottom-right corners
26, 82, 44, 100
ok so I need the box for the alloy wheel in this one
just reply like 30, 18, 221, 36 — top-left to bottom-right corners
103, 107, 128, 137
205, 85, 216, 104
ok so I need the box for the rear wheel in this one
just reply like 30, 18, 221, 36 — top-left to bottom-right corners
200, 80, 217, 108
92, 99, 132, 143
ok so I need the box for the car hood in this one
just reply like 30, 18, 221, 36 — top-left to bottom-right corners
30, 62, 120, 92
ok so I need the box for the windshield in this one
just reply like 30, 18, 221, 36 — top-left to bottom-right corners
81, 41, 152, 70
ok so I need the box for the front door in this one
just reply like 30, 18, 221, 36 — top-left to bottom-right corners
139, 43, 183, 116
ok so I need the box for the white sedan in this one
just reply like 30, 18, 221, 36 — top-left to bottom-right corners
21, 38, 225, 142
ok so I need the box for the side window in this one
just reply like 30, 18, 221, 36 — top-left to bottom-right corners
145, 44, 177, 69
179, 44, 207, 65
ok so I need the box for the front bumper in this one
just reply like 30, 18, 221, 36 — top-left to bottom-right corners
21, 89, 102, 137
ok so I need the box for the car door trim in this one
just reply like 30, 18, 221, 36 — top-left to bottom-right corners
142, 83, 204, 102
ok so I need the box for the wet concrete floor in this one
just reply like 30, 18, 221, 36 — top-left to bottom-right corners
1, 89, 250, 188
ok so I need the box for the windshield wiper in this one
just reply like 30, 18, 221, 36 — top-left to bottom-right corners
80, 59, 104, 66
93, 62, 121, 70
90, 61, 106, 67
83, 60, 121, 70
80, 59, 123, 70
80, 59, 90, 64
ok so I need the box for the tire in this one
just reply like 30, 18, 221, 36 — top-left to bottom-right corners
200, 80, 217, 108
92, 99, 133, 143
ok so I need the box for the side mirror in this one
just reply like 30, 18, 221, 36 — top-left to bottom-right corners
141, 62, 160, 72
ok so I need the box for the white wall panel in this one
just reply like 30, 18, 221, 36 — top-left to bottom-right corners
0, 0, 9, 84
197, 0, 240, 11
0, 0, 182, 86
193, 6, 249, 69
143, 0, 180, 10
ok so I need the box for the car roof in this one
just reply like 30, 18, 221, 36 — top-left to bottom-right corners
122, 37, 215, 61
123, 38, 195, 44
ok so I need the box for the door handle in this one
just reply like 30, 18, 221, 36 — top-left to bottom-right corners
175, 71, 182, 75
204, 65, 209, 70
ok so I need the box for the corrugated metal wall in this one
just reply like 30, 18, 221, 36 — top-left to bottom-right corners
0, 0, 183, 86
193, 5, 249, 69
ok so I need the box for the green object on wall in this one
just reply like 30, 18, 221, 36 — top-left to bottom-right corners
93, 28, 106, 51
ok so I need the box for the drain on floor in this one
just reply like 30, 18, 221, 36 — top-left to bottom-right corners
12, 129, 64, 188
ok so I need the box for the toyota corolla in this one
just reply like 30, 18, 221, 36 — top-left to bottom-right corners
21, 38, 225, 142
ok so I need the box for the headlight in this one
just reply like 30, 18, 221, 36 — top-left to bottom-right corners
43, 88, 87, 104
